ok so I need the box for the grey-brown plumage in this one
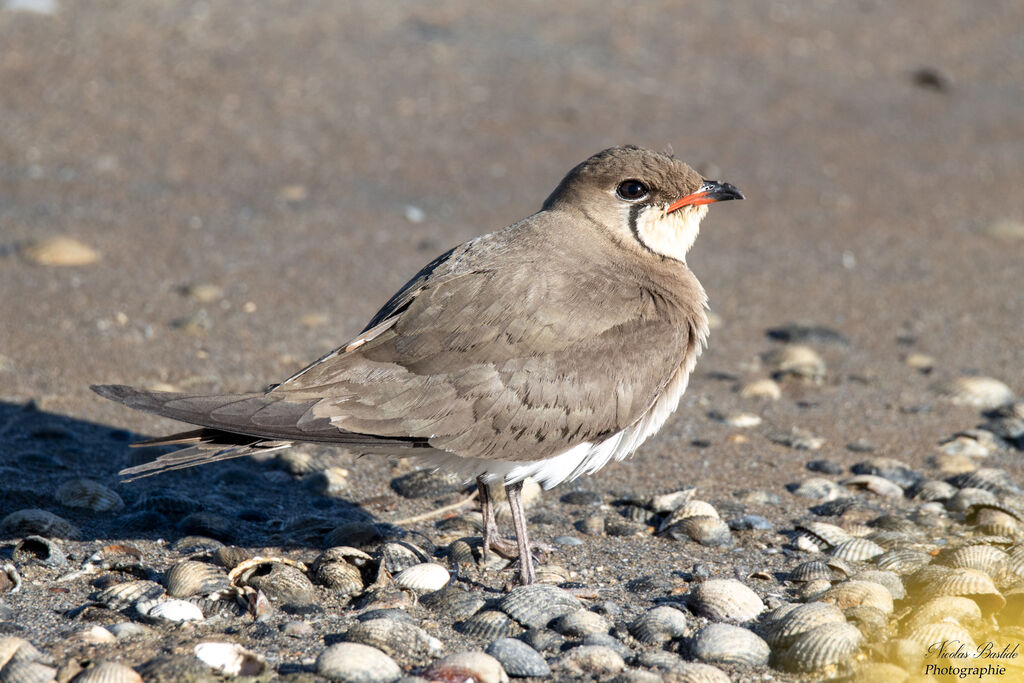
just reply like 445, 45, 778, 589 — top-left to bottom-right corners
93, 145, 743, 584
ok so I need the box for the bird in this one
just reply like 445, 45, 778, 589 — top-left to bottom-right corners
93, 145, 743, 585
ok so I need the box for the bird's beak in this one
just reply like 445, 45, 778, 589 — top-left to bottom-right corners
666, 180, 745, 213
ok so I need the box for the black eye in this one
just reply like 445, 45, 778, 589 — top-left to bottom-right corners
616, 179, 649, 201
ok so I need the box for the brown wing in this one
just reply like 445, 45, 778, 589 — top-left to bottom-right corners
274, 218, 698, 462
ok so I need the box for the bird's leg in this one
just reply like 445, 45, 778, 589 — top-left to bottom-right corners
506, 480, 536, 585
477, 476, 519, 559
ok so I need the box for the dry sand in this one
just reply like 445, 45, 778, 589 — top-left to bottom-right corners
1, 1, 1022, 680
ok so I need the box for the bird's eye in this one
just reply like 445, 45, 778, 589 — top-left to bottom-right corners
616, 179, 649, 201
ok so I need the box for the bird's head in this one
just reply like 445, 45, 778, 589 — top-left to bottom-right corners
543, 145, 744, 263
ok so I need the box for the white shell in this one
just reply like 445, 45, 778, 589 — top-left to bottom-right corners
20, 235, 100, 266
194, 642, 267, 676
941, 376, 1015, 410
316, 643, 401, 683
423, 651, 509, 683
73, 661, 143, 683
688, 579, 764, 622
393, 562, 450, 593
140, 598, 204, 623
739, 378, 782, 400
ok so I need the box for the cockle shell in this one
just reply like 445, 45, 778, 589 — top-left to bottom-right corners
688, 579, 764, 622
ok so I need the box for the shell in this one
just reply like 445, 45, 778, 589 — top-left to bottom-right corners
72, 661, 143, 683
829, 538, 885, 562
314, 559, 364, 596
688, 579, 765, 622
0, 637, 47, 669
659, 500, 720, 531
421, 652, 508, 683
941, 376, 1014, 410
841, 475, 904, 499
0, 509, 80, 539
900, 596, 983, 634
874, 547, 932, 574
689, 623, 770, 667
950, 468, 1018, 495
94, 580, 165, 611
0, 659, 58, 683
850, 570, 905, 600
797, 521, 852, 548
447, 538, 479, 566
765, 344, 826, 383
938, 544, 1009, 581
850, 458, 921, 488
906, 622, 977, 652
194, 642, 267, 677
648, 488, 697, 513
663, 516, 733, 547
455, 610, 520, 639
344, 618, 442, 664
211, 546, 252, 569
240, 563, 315, 606
392, 563, 450, 593
55, 479, 125, 513
790, 479, 841, 503
946, 487, 998, 512
739, 378, 782, 400
20, 235, 99, 266
819, 580, 894, 614
923, 567, 1005, 615
761, 602, 846, 648
557, 645, 624, 675
773, 427, 826, 450
390, 468, 465, 498
377, 541, 430, 574
788, 560, 833, 582
778, 621, 864, 672
140, 598, 205, 623
970, 507, 1023, 536
629, 605, 689, 644
485, 638, 550, 678
420, 585, 486, 620
162, 561, 230, 598
499, 583, 582, 629
13, 536, 66, 568
719, 411, 762, 428
912, 479, 957, 502
315, 643, 401, 683
551, 608, 610, 637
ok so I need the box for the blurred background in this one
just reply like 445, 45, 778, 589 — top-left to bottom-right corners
0, 1, 1021, 485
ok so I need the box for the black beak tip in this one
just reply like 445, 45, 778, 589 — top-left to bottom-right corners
703, 179, 745, 202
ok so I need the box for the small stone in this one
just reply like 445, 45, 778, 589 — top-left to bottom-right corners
552, 535, 583, 546
561, 490, 603, 506
282, 621, 314, 638
181, 283, 223, 303
905, 353, 935, 372
807, 460, 844, 475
